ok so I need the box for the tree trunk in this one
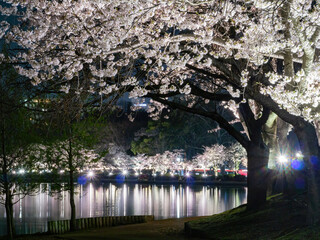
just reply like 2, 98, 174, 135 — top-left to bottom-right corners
314, 120, 320, 146
294, 121, 320, 225
68, 138, 76, 231
246, 142, 269, 210
2, 119, 15, 239
69, 170, 76, 231
5, 189, 14, 239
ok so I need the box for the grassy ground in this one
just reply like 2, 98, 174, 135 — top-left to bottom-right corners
11, 217, 205, 240
185, 193, 320, 239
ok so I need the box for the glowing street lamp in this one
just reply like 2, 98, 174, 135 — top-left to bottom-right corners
277, 155, 288, 164
87, 171, 94, 178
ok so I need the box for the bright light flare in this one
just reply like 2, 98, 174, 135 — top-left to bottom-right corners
87, 171, 94, 178
135, 172, 139, 176
278, 155, 288, 164
186, 172, 190, 177
202, 174, 208, 178
296, 152, 304, 158
18, 169, 25, 175
123, 170, 128, 175
109, 172, 113, 176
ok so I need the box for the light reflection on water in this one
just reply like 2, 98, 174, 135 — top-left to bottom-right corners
0, 183, 247, 236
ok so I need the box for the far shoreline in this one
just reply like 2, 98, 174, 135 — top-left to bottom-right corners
96, 178, 247, 187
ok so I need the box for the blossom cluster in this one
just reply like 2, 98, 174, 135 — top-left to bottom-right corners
2, 0, 319, 123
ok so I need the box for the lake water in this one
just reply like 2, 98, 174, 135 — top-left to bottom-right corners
0, 183, 247, 236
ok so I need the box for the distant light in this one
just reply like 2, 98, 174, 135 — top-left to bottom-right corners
12, 171, 16, 175
278, 155, 288, 163
296, 152, 304, 158
123, 170, 128, 175
59, 170, 65, 174
135, 172, 139, 176
161, 172, 164, 176
87, 171, 94, 178
18, 169, 25, 175
134, 103, 147, 107
202, 174, 207, 178
186, 172, 190, 177
170, 172, 174, 176
152, 173, 157, 177
109, 172, 113, 176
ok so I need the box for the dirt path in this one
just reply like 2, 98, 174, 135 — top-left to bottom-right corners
52, 216, 206, 240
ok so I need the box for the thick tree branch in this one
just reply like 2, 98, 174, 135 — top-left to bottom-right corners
147, 94, 249, 149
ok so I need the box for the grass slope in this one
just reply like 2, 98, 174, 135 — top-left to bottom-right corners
185, 193, 320, 239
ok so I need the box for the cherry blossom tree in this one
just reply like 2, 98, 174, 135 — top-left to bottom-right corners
131, 154, 148, 175
193, 144, 226, 175
136, 150, 181, 175
106, 143, 132, 172
3, 0, 320, 220
225, 142, 247, 171
162, 150, 183, 174
1, 0, 271, 210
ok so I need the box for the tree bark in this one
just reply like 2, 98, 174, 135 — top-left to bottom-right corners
68, 138, 76, 231
314, 120, 320, 146
294, 120, 320, 225
69, 170, 76, 231
1, 116, 15, 239
246, 142, 269, 210
5, 188, 14, 239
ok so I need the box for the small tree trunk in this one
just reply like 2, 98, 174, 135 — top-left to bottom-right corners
294, 121, 320, 225
69, 170, 76, 231
5, 190, 14, 239
9, 196, 14, 237
1, 112, 14, 239
246, 142, 269, 210
68, 137, 76, 231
